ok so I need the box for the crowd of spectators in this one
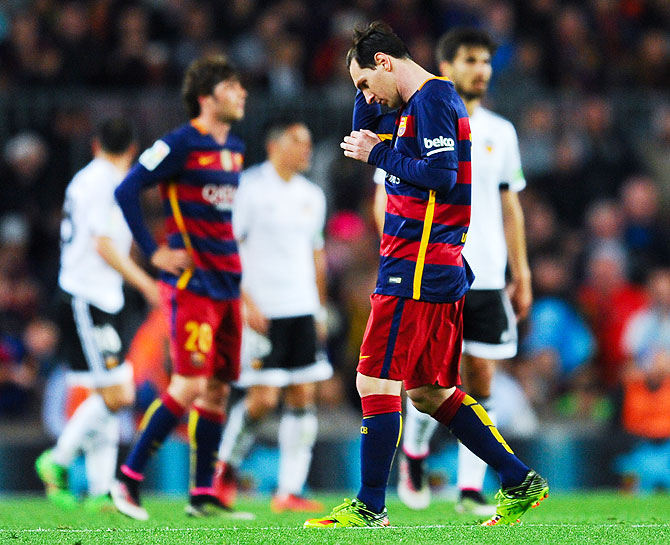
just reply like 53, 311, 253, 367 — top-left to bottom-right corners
1, 2, 670, 485
0, 1, 669, 94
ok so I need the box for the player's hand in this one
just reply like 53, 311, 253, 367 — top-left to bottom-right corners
340, 129, 381, 163
244, 300, 269, 335
150, 245, 193, 276
508, 278, 532, 321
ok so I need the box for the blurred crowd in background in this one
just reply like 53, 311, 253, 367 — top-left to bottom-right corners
2, 0, 670, 488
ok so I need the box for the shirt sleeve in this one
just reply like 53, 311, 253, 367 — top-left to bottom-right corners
114, 132, 188, 257
88, 182, 118, 237
373, 168, 386, 185
232, 173, 252, 243
313, 186, 327, 250
368, 93, 459, 193
501, 123, 526, 192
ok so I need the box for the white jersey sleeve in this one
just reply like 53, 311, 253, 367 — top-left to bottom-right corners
87, 180, 119, 237
233, 169, 254, 242
373, 167, 386, 185
313, 185, 326, 251
500, 123, 526, 193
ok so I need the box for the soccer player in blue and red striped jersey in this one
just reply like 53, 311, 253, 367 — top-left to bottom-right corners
111, 56, 249, 520
306, 22, 548, 528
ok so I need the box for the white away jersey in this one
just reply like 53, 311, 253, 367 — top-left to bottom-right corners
463, 107, 526, 289
233, 161, 326, 318
59, 157, 133, 313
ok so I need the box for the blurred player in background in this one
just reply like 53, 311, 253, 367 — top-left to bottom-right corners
36, 118, 158, 512
213, 119, 331, 513
394, 28, 533, 516
111, 56, 249, 520
306, 21, 546, 528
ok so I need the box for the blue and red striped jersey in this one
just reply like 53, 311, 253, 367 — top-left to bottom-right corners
355, 78, 474, 302
115, 120, 244, 300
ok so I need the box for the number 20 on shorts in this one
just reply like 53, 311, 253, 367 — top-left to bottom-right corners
184, 320, 213, 354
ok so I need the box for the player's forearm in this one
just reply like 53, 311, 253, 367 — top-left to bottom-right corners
502, 191, 531, 283
95, 236, 156, 295
369, 143, 457, 193
114, 172, 158, 258
314, 248, 328, 307
373, 183, 387, 237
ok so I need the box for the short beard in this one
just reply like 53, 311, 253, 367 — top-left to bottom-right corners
454, 85, 484, 102
458, 92, 484, 102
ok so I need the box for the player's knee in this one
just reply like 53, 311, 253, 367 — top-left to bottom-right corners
202, 379, 230, 407
247, 392, 279, 419
284, 383, 315, 408
406, 395, 433, 415
462, 357, 494, 395
406, 385, 456, 415
168, 375, 207, 407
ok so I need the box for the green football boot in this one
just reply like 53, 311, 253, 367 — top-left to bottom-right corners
83, 493, 116, 514
304, 498, 390, 528
482, 470, 549, 526
35, 449, 78, 510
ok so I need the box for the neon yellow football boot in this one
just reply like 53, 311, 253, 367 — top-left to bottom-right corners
304, 498, 390, 528
482, 470, 549, 526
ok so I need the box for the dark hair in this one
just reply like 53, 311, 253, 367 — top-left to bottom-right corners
435, 27, 498, 64
96, 118, 135, 154
346, 21, 411, 69
182, 55, 239, 118
264, 116, 306, 144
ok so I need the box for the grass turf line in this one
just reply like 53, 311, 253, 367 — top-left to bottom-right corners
1, 492, 669, 545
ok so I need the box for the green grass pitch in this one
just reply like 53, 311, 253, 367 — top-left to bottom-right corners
1, 492, 669, 545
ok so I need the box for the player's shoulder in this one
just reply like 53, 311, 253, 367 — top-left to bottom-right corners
418, 77, 465, 117
420, 77, 458, 103
239, 162, 265, 185
144, 123, 194, 159
137, 123, 204, 170
69, 158, 117, 194
421, 77, 455, 93
162, 122, 196, 143
476, 107, 518, 135
226, 132, 245, 153
296, 172, 326, 200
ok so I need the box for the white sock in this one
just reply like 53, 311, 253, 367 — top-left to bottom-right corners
457, 397, 496, 492
218, 399, 258, 468
276, 408, 318, 497
84, 411, 120, 496
52, 394, 109, 467
402, 400, 439, 458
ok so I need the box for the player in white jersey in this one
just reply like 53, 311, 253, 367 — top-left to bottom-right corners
371, 28, 531, 515
36, 119, 159, 511
213, 119, 331, 513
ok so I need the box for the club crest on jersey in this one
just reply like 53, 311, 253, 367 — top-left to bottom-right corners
220, 150, 244, 172
251, 358, 263, 370
396, 115, 414, 137
202, 184, 236, 211
105, 356, 119, 370
398, 116, 408, 137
